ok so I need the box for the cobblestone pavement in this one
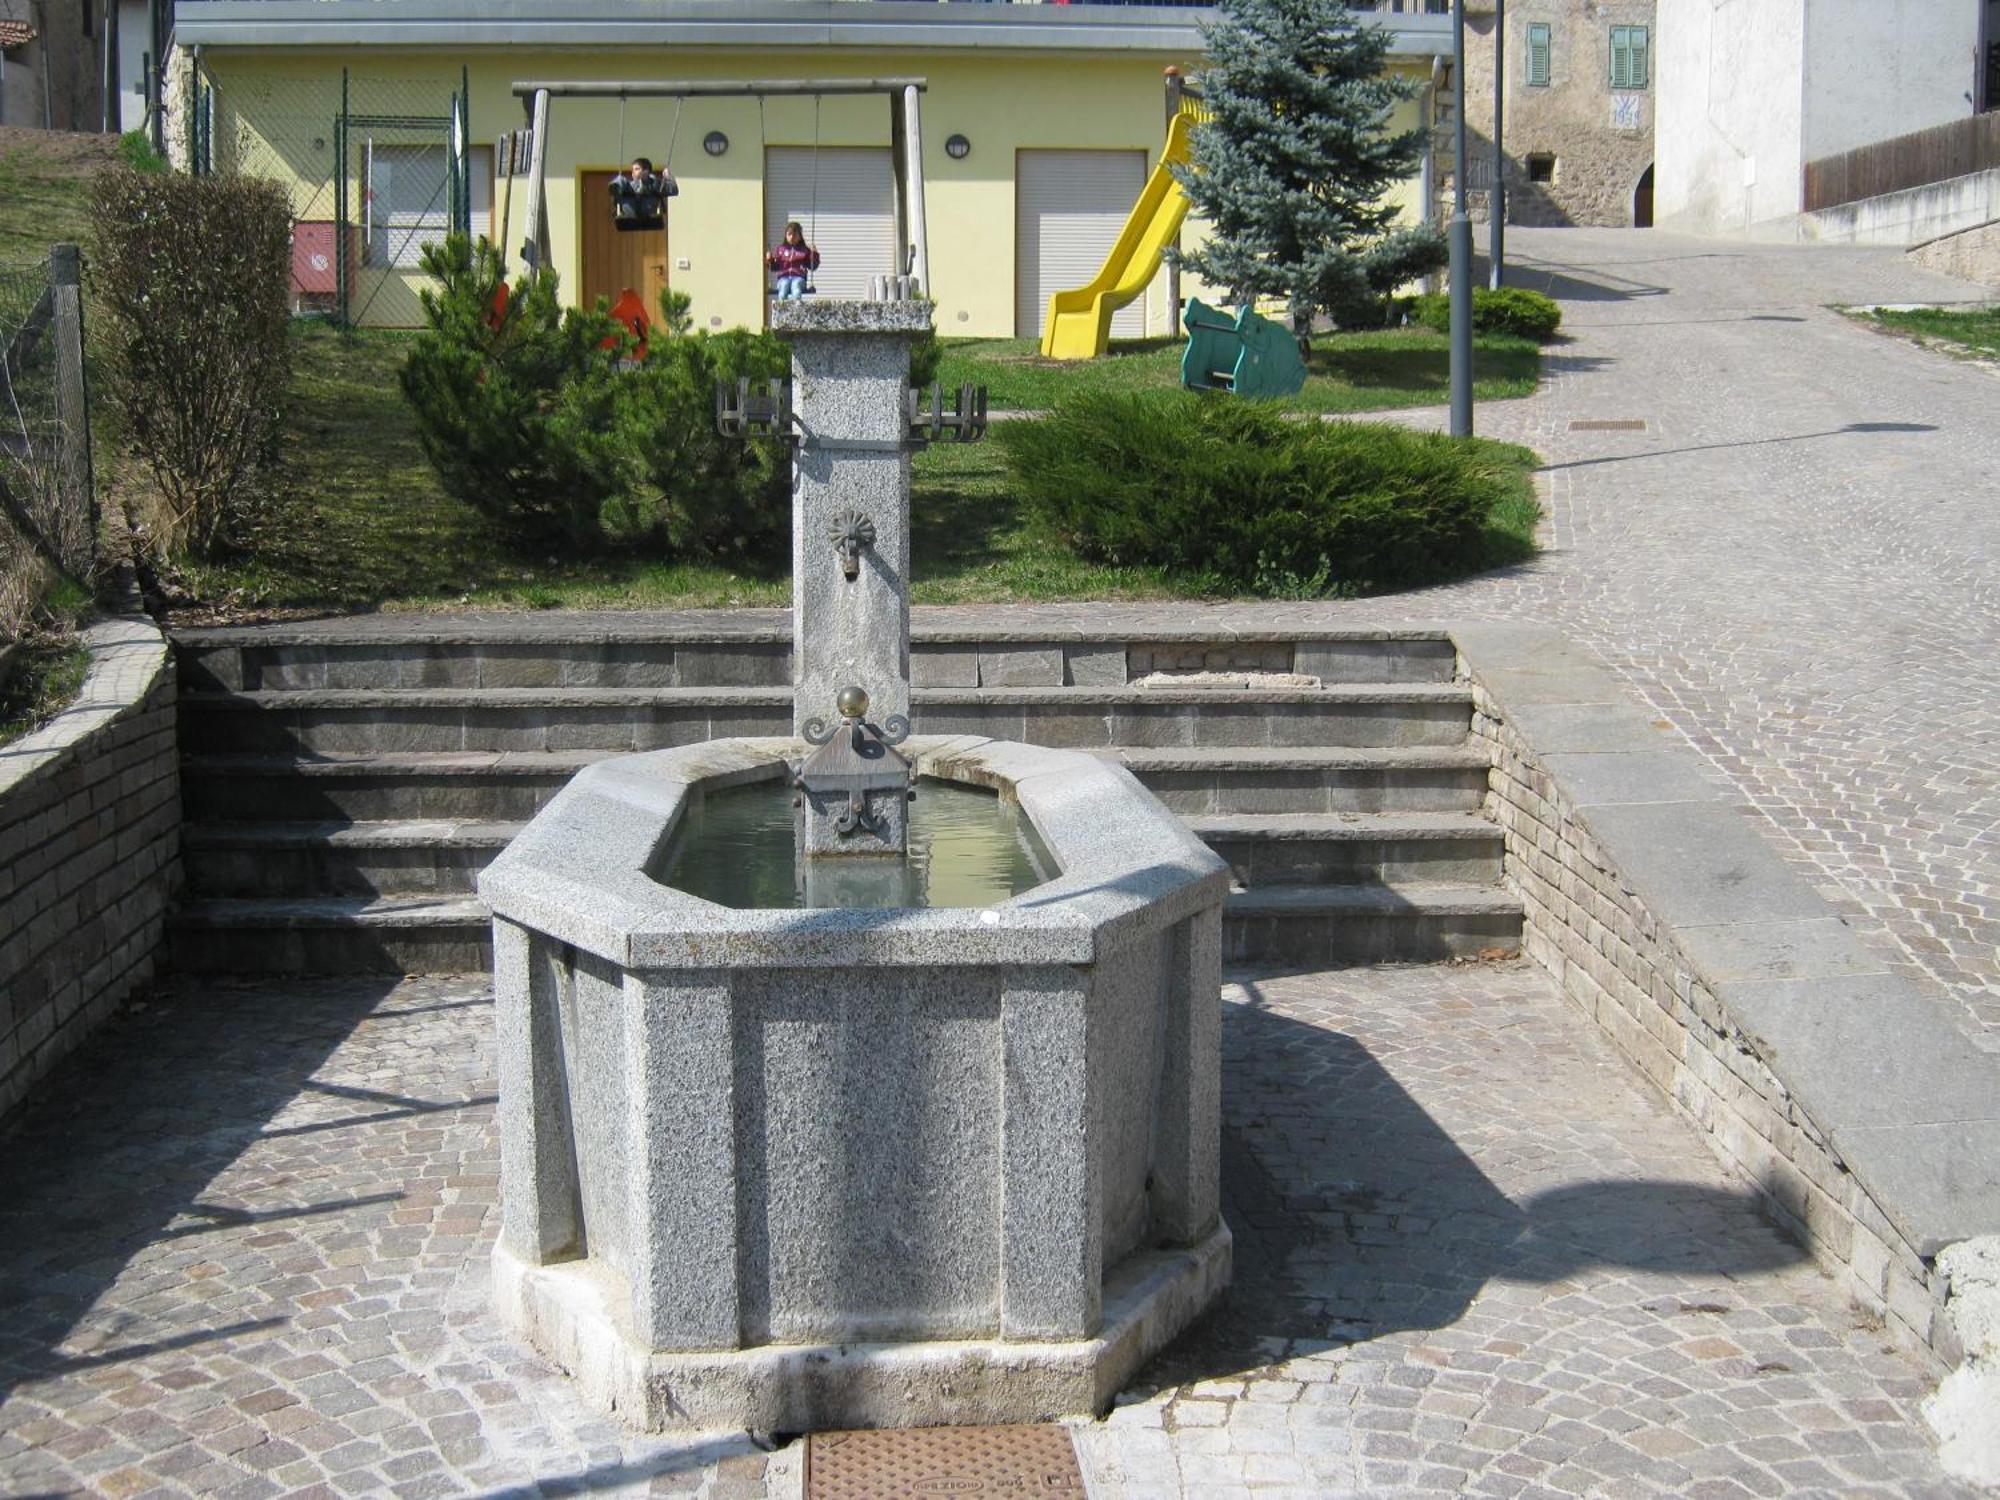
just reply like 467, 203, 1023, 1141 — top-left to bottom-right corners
0, 967, 1972, 1498
1355, 230, 2000, 1044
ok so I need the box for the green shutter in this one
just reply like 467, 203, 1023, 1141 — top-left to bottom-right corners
1527, 23, 1552, 87
1611, 25, 1650, 90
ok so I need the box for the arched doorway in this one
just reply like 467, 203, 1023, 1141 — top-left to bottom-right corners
1634, 164, 1655, 228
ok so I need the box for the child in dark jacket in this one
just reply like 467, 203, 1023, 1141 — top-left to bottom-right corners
608, 157, 676, 230
766, 221, 820, 298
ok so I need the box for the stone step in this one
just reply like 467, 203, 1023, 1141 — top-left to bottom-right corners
167, 895, 492, 974
182, 820, 518, 898
1189, 813, 1504, 888
1223, 884, 1523, 968
1107, 746, 1490, 815
172, 623, 1460, 693
176, 684, 1476, 756
167, 882, 1523, 974
181, 745, 1492, 824
182, 810, 1504, 899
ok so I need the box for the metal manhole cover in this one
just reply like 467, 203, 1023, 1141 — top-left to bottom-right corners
805, 1424, 1084, 1497
1569, 419, 1647, 431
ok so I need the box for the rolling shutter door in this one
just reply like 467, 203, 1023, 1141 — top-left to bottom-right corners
1016, 149, 1148, 341
764, 146, 897, 300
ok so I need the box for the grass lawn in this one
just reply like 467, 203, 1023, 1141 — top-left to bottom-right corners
936, 329, 1542, 413
171, 324, 1540, 620
0, 629, 90, 748
1855, 304, 2000, 359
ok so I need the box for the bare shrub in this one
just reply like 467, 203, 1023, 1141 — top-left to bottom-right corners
89, 169, 292, 558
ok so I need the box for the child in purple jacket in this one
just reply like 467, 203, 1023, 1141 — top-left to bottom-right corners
766, 221, 820, 299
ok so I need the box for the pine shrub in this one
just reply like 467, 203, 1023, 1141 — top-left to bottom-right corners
400, 235, 628, 553
89, 169, 293, 557
1412, 286, 1562, 341
999, 393, 1531, 596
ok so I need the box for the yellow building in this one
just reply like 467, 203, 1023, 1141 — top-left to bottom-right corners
172, 0, 1452, 336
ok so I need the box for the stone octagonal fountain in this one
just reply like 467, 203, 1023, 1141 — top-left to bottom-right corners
479, 300, 1230, 1433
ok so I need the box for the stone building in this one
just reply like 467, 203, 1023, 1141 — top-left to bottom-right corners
0, 0, 109, 132
1451, 0, 1658, 229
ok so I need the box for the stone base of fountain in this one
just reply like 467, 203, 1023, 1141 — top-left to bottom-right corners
478, 737, 1232, 1432
491, 1221, 1231, 1432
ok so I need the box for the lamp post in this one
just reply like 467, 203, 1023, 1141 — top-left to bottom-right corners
1448, 0, 1474, 438
1489, 0, 1506, 290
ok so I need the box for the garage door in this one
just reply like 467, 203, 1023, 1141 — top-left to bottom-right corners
1016, 149, 1149, 341
764, 147, 897, 301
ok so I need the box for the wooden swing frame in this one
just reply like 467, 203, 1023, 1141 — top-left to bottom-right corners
504, 77, 932, 301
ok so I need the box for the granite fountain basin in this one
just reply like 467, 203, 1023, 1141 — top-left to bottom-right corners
476, 734, 1232, 1432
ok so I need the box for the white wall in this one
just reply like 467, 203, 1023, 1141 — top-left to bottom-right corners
1803, 0, 1982, 161
118, 0, 151, 135
1655, 0, 1807, 237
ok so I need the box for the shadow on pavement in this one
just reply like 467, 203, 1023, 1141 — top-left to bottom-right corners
1136, 992, 1808, 1393
1542, 420, 1939, 472
0, 979, 438, 1410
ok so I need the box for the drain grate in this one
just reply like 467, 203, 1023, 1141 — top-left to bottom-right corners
804, 1424, 1085, 1497
1569, 419, 1647, 432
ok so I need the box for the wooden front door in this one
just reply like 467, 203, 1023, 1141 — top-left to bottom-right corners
581, 170, 669, 320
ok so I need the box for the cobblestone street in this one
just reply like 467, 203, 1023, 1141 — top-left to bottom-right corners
1357, 230, 2000, 1044
0, 966, 1974, 1498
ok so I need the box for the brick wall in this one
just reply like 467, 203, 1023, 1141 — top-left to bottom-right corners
0, 617, 181, 1122
1462, 665, 1954, 1371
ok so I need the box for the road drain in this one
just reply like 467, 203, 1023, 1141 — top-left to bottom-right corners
805, 1424, 1085, 1497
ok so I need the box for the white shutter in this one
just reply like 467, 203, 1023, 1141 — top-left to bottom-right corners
1016, 149, 1148, 342
764, 146, 897, 300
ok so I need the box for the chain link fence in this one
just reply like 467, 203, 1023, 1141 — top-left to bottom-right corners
199, 64, 477, 327
0, 247, 95, 643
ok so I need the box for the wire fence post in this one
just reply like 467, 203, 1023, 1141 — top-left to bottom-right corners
48, 244, 95, 556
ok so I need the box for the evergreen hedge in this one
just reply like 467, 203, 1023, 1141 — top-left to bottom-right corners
1412, 286, 1562, 341
998, 393, 1535, 596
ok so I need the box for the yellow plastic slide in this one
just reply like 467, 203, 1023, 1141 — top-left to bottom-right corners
1038, 111, 1196, 360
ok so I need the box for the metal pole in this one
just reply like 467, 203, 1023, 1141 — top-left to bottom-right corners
1489, 0, 1506, 290
50, 244, 95, 573
1165, 66, 1183, 336
1449, 0, 1474, 438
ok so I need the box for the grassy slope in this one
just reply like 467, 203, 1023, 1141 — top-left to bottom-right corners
176, 326, 1539, 618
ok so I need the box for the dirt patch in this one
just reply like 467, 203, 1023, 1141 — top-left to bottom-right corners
0, 127, 121, 175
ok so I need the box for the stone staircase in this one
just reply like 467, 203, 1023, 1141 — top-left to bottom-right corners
167, 621, 1522, 972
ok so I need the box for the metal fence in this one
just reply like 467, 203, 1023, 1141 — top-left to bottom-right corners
1804, 112, 2000, 214
198, 65, 476, 327
0, 246, 96, 643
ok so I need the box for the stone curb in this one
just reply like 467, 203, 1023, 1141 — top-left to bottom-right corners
1452, 621, 1998, 1391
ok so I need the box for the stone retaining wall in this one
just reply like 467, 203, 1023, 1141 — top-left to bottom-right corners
0, 617, 180, 1122
1454, 624, 1983, 1374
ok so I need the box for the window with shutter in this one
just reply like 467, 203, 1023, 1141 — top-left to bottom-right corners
1527, 22, 1552, 87
1610, 25, 1650, 91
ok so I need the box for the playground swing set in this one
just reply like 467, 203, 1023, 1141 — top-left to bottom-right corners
494, 76, 932, 358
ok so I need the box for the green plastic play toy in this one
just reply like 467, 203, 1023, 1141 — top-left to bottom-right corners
1179, 297, 1309, 399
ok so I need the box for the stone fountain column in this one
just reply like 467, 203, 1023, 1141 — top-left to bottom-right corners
771, 299, 932, 860
773, 300, 930, 735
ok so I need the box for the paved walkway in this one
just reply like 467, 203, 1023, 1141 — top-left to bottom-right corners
0, 967, 1971, 1499
1370, 230, 2000, 1045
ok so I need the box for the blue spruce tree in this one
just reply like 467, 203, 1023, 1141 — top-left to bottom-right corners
1174, 0, 1443, 336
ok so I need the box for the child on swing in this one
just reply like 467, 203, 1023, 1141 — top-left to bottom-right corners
609, 157, 676, 230
766, 221, 820, 299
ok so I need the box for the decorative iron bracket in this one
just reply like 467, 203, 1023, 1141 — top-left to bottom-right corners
906, 383, 990, 447
797, 686, 913, 842
715, 377, 797, 441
